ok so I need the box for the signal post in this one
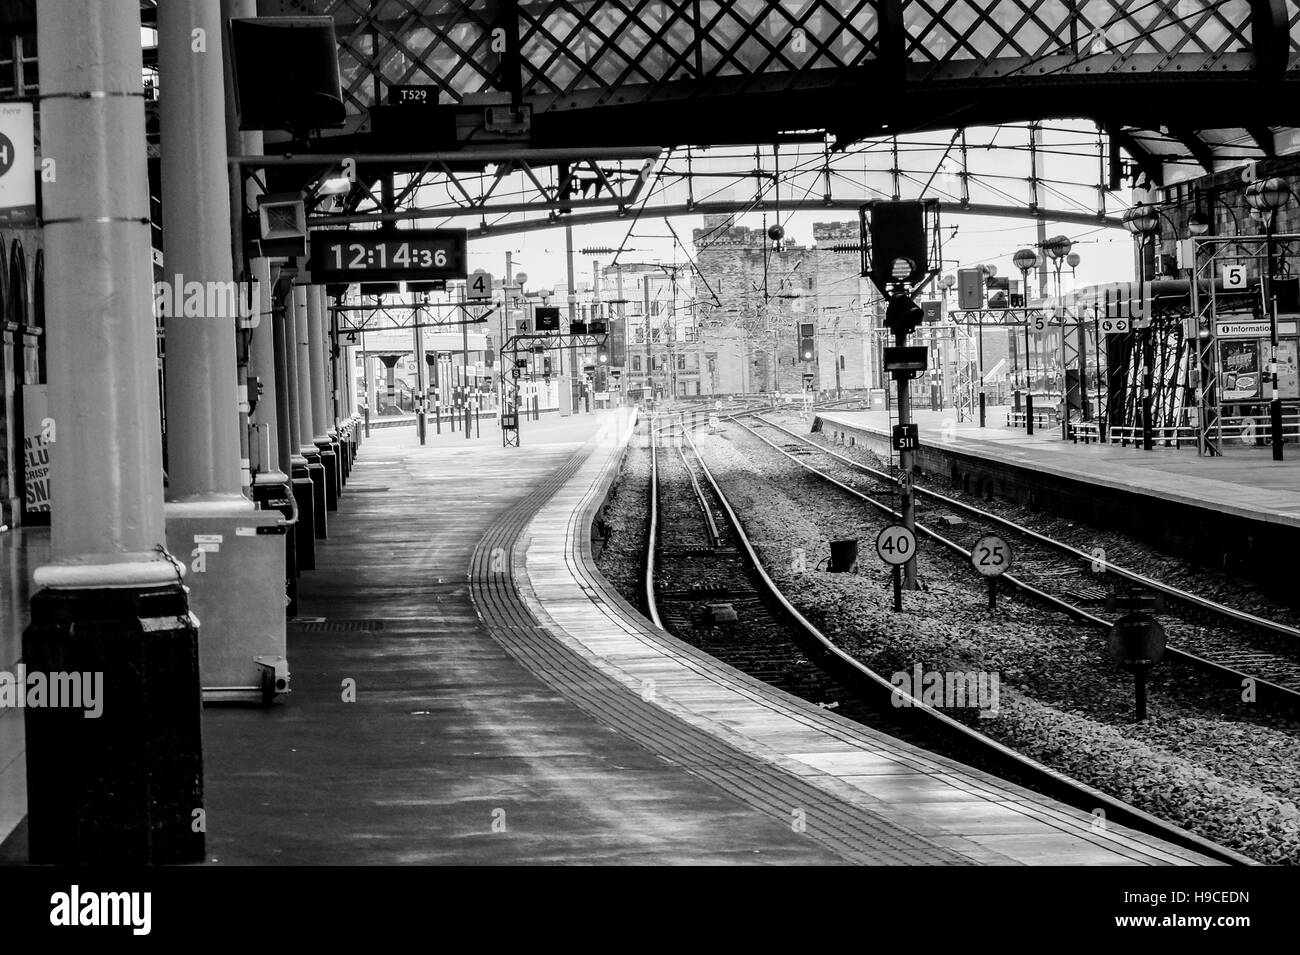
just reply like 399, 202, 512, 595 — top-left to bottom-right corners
862, 199, 942, 592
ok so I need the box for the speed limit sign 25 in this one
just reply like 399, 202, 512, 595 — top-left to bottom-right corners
971, 535, 1012, 577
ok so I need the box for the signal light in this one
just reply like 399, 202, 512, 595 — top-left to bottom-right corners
797, 322, 816, 362
597, 345, 609, 364
884, 295, 924, 337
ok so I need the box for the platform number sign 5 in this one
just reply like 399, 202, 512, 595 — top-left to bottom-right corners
1032, 315, 1046, 332
1222, 264, 1247, 290
876, 525, 916, 566
971, 535, 1012, 578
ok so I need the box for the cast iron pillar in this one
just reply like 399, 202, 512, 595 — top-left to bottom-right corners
295, 285, 327, 538
307, 285, 339, 508
275, 275, 314, 570
158, 0, 286, 701
25, 0, 203, 864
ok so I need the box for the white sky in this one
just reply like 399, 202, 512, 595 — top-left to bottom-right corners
460, 122, 1137, 296
463, 209, 1136, 297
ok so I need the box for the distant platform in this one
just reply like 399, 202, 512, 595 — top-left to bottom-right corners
810, 407, 1300, 603
816, 408, 1300, 530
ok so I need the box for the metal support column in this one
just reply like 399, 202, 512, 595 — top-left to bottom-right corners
415, 302, 428, 445
158, 0, 285, 702
24, 0, 202, 864
307, 285, 339, 508
276, 274, 315, 570
295, 286, 327, 538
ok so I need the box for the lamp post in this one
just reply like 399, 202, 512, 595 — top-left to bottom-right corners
1244, 176, 1292, 460
1043, 234, 1074, 438
1064, 250, 1090, 420
1123, 204, 1162, 450
1013, 247, 1038, 412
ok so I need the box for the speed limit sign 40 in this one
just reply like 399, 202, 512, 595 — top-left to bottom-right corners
876, 525, 916, 566
971, 535, 1012, 577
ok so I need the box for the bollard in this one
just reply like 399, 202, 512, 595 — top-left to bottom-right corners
978, 392, 986, 428
1141, 394, 1153, 451
1025, 393, 1034, 435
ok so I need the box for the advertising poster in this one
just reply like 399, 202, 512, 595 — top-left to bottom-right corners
0, 102, 35, 226
1219, 339, 1261, 402
22, 383, 50, 519
1277, 340, 1299, 400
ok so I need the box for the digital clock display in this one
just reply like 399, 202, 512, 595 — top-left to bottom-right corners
309, 229, 467, 284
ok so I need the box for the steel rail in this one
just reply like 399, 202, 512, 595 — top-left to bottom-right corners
658, 423, 1253, 865
734, 415, 1300, 708
758, 415, 1300, 643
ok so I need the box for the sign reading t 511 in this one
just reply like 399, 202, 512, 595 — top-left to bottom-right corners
310, 229, 467, 284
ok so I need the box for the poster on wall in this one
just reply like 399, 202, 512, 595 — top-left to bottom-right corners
0, 102, 36, 226
22, 384, 51, 522
1220, 339, 1261, 402
1276, 340, 1299, 400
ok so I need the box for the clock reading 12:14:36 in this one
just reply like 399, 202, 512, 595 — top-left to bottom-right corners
309, 229, 468, 283
331, 241, 447, 271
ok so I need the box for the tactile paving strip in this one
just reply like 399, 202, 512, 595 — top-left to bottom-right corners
469, 441, 973, 866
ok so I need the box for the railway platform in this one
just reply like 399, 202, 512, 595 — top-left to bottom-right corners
812, 408, 1300, 600
815, 408, 1300, 528
0, 407, 1234, 865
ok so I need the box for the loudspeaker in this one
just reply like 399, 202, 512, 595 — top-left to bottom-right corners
228, 17, 346, 135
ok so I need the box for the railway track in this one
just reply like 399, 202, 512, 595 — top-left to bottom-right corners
641, 412, 1248, 866
739, 413, 1300, 710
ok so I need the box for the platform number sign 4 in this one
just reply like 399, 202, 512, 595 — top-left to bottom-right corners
971, 535, 1012, 577
468, 270, 492, 301
1222, 264, 1247, 290
876, 525, 916, 566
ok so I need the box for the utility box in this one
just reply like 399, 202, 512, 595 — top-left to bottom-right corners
166, 503, 289, 705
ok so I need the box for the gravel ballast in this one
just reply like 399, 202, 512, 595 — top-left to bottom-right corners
598, 418, 1300, 864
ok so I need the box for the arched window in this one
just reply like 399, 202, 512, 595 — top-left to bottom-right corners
9, 239, 28, 327
0, 231, 8, 321
33, 248, 43, 330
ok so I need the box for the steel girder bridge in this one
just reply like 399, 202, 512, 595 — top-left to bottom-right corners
242, 0, 1300, 238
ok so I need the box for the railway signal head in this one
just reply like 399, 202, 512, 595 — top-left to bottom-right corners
596, 344, 609, 364
798, 322, 816, 362
884, 295, 923, 337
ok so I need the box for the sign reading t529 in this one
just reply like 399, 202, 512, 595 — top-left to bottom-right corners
310, 229, 467, 284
